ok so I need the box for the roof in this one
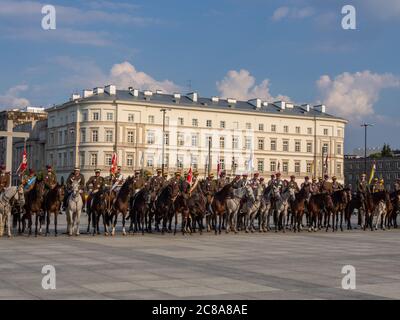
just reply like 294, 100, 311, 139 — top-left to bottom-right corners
51, 90, 346, 122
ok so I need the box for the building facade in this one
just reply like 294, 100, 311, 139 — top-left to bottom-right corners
45, 85, 347, 181
344, 155, 400, 191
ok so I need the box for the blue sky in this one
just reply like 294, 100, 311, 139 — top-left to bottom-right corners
1, 0, 399, 153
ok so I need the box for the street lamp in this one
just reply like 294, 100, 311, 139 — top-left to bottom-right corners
360, 123, 374, 175
160, 108, 170, 176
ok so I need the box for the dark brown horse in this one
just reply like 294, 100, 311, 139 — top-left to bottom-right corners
109, 176, 134, 236
290, 185, 310, 232
365, 190, 390, 231
90, 188, 111, 236
129, 186, 151, 235
329, 189, 349, 232
188, 181, 207, 234
307, 193, 334, 232
153, 182, 180, 234
211, 183, 232, 235
22, 180, 45, 236
345, 192, 364, 230
388, 190, 400, 229
173, 180, 191, 235
43, 184, 64, 236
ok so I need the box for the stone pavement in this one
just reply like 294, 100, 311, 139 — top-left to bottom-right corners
0, 215, 399, 300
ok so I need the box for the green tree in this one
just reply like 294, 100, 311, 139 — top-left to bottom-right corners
381, 143, 393, 158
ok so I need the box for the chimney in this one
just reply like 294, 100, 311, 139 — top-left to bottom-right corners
274, 101, 286, 110
301, 104, 310, 112
156, 90, 163, 94
70, 93, 81, 101
285, 102, 294, 109
262, 101, 269, 107
314, 104, 326, 113
144, 90, 153, 96
187, 92, 198, 102
211, 96, 219, 103
129, 89, 139, 97
83, 89, 93, 98
104, 84, 116, 95
248, 98, 261, 109
93, 87, 104, 95
174, 93, 181, 99
227, 98, 237, 104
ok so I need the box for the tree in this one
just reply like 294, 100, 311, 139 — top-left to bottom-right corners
381, 143, 393, 158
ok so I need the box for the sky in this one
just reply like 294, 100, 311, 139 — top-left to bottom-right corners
0, 0, 399, 153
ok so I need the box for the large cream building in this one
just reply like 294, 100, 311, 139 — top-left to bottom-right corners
45, 85, 347, 182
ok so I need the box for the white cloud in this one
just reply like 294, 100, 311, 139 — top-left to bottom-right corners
216, 69, 291, 102
0, 85, 31, 110
316, 71, 400, 120
272, 6, 315, 21
108, 61, 181, 93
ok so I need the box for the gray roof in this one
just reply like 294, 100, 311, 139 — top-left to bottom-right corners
56, 90, 346, 121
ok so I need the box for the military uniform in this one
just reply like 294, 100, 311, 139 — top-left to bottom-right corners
273, 177, 283, 192
320, 179, 333, 194
310, 180, 319, 194
66, 171, 85, 191
357, 179, 369, 194
217, 174, 228, 191
393, 180, 400, 192
288, 176, 300, 192
44, 168, 57, 190
231, 176, 241, 189
301, 177, 311, 189
332, 178, 343, 192
133, 174, 146, 191
0, 170, 11, 193
86, 174, 105, 193
149, 172, 165, 193
238, 176, 249, 188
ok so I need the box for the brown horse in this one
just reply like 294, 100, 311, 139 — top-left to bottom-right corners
345, 191, 365, 230
211, 183, 232, 235
188, 181, 207, 234
22, 180, 45, 236
388, 190, 400, 229
290, 185, 310, 232
154, 182, 180, 234
307, 193, 334, 232
90, 188, 111, 236
109, 176, 134, 236
329, 189, 349, 232
173, 180, 191, 235
365, 191, 390, 231
129, 186, 151, 235
43, 184, 64, 236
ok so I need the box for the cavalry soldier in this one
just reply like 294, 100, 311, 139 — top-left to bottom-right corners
231, 174, 241, 189
393, 178, 400, 192
377, 178, 385, 192
259, 177, 266, 189
273, 172, 283, 192
0, 164, 11, 195
217, 170, 228, 191
203, 173, 217, 212
44, 165, 57, 190
111, 166, 124, 193
86, 169, 105, 193
267, 174, 276, 187
301, 176, 311, 189
250, 172, 260, 188
63, 167, 85, 210
192, 171, 200, 185
133, 170, 146, 192
149, 168, 164, 193
332, 176, 343, 192
371, 178, 379, 193
23, 168, 37, 192
288, 175, 300, 192
320, 174, 333, 194
310, 177, 319, 195
169, 171, 182, 188
238, 173, 249, 188
357, 173, 369, 194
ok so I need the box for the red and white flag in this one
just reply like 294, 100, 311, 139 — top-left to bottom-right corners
16, 147, 27, 175
110, 152, 117, 174
187, 167, 193, 184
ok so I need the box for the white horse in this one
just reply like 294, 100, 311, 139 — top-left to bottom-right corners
371, 200, 387, 231
0, 186, 25, 238
242, 184, 263, 233
225, 186, 249, 233
258, 185, 274, 232
273, 186, 296, 233
66, 180, 83, 236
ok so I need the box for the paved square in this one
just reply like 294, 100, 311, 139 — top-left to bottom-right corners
1, 215, 399, 299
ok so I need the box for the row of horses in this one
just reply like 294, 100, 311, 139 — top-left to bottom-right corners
0, 176, 399, 238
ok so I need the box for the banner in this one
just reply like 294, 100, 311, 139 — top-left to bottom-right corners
110, 152, 117, 174
369, 160, 376, 184
16, 147, 27, 175
187, 167, 193, 184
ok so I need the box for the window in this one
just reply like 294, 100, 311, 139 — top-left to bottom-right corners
191, 134, 198, 147
80, 129, 86, 143
148, 115, 154, 124
337, 129, 342, 137
259, 123, 264, 131
126, 154, 133, 167
307, 142, 312, 153
284, 126, 288, 133
106, 112, 113, 121
283, 161, 289, 173
147, 131, 155, 144
220, 121, 225, 129
233, 121, 239, 129
92, 112, 100, 121
105, 154, 112, 166
92, 129, 98, 142
219, 136, 225, 149
307, 162, 312, 173
58, 131, 62, 144
128, 114, 135, 122
336, 163, 342, 176
295, 162, 300, 174
69, 151, 74, 166
220, 158, 225, 170
58, 153, 62, 167
246, 123, 251, 130
296, 126, 300, 134
322, 143, 329, 155
164, 154, 169, 167
270, 161, 276, 172
178, 117, 184, 126
257, 160, 264, 172
64, 130, 68, 144
323, 128, 328, 136
191, 155, 198, 170
337, 143, 342, 155
105, 130, 113, 142
295, 141, 301, 152
69, 129, 75, 142
271, 124, 276, 132
127, 131, 134, 143
147, 155, 154, 167
90, 153, 98, 166
232, 136, 239, 149
258, 138, 264, 150
307, 127, 312, 135
283, 140, 289, 152
205, 135, 212, 148
82, 111, 88, 122
192, 118, 198, 127
164, 132, 169, 146
165, 116, 169, 126
79, 152, 85, 166
177, 155, 183, 169
245, 137, 252, 150
270, 139, 276, 151
206, 120, 212, 128
177, 133, 184, 147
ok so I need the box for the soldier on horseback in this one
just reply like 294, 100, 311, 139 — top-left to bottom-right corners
249, 172, 260, 188
44, 165, 57, 190
288, 175, 300, 192
320, 174, 333, 194
86, 169, 105, 211
149, 169, 164, 194
273, 172, 283, 192
231, 174, 241, 189
0, 165, 11, 194
393, 178, 400, 192
332, 176, 343, 192
63, 167, 85, 210
111, 166, 124, 194
310, 177, 319, 195
203, 173, 217, 213
23, 169, 37, 192
217, 170, 228, 191
238, 173, 249, 188
267, 174, 276, 187
301, 176, 311, 189
371, 178, 379, 193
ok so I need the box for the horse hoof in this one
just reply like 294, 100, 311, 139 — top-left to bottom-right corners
122, 232, 126, 236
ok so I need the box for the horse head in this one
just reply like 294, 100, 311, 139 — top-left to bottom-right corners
245, 185, 255, 203
288, 187, 296, 202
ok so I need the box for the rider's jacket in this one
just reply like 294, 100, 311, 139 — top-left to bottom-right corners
44, 171, 57, 190
150, 175, 165, 192
0, 172, 11, 192
357, 180, 368, 193
216, 177, 228, 191
332, 181, 343, 192
203, 178, 217, 195
288, 180, 300, 192
66, 173, 85, 191
86, 176, 105, 192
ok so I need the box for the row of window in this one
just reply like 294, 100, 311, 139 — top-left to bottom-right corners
346, 162, 400, 170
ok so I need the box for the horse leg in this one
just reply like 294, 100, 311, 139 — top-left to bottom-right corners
112, 213, 118, 236
76, 210, 81, 236
45, 211, 50, 236
121, 214, 127, 236
34, 213, 39, 237
87, 208, 91, 234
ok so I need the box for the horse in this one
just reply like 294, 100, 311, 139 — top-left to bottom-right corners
365, 191, 389, 231
242, 184, 263, 233
109, 176, 134, 236
211, 183, 232, 235
90, 188, 111, 236
23, 180, 45, 236
129, 187, 150, 235
66, 180, 83, 236
329, 189, 349, 232
173, 180, 191, 235
290, 185, 310, 232
43, 184, 64, 236
153, 181, 180, 234
258, 185, 274, 232
273, 186, 295, 232
0, 186, 25, 238
345, 192, 365, 230
388, 190, 400, 229
187, 180, 207, 234
225, 186, 249, 234
307, 193, 334, 232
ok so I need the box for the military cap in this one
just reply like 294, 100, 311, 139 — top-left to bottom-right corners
46, 165, 52, 170
156, 168, 162, 173
324, 174, 329, 179
332, 176, 337, 180
74, 167, 80, 171
95, 169, 101, 173
276, 172, 281, 177
175, 171, 181, 176
305, 176, 310, 180
209, 172, 214, 178
290, 175, 295, 179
